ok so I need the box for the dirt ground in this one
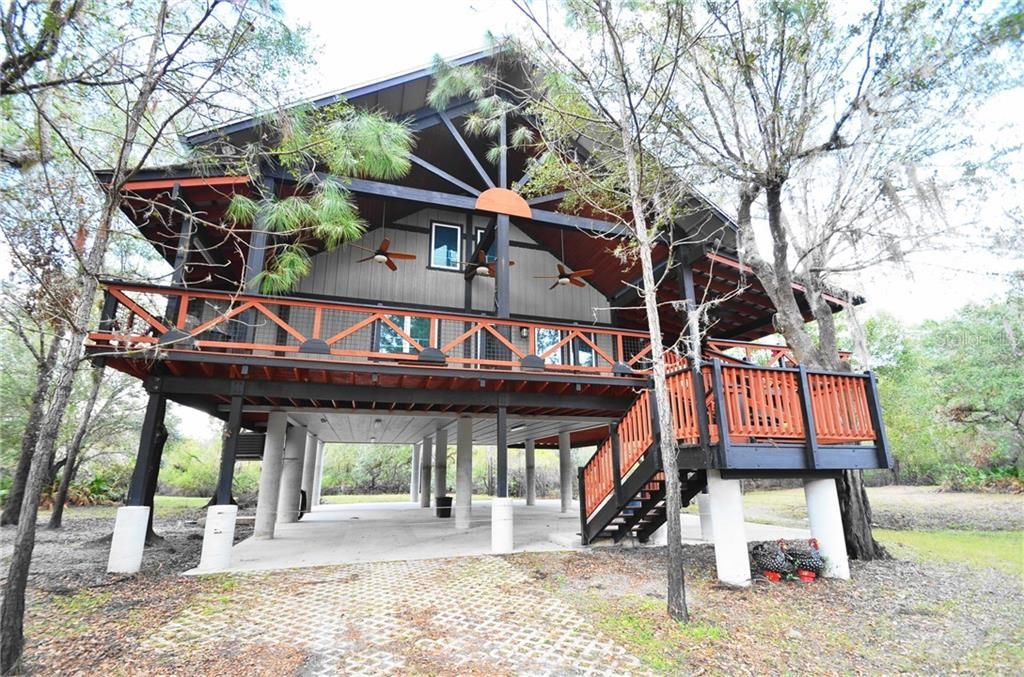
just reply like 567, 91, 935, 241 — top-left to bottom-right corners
740, 484, 1024, 531
2, 489, 1021, 675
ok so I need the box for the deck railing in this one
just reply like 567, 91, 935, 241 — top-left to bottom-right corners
581, 359, 884, 520
88, 281, 662, 378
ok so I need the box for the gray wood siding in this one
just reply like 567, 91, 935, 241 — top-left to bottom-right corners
296, 207, 611, 325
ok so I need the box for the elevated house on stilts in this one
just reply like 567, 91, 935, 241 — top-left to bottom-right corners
92, 52, 891, 585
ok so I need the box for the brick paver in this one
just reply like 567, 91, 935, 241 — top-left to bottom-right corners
146, 556, 653, 675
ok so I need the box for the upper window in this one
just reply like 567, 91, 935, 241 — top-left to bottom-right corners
431, 222, 462, 269
474, 227, 497, 262
535, 328, 564, 365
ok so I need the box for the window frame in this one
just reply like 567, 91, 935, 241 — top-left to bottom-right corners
474, 226, 497, 263
429, 221, 463, 271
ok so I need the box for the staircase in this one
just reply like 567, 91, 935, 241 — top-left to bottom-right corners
578, 358, 888, 544
577, 378, 712, 545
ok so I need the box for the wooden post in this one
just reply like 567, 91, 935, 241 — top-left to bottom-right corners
795, 365, 820, 470
577, 466, 590, 545
609, 423, 623, 506
214, 388, 245, 505
127, 391, 167, 506
863, 371, 894, 469
709, 359, 732, 468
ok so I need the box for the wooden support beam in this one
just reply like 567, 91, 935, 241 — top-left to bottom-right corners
409, 154, 481, 196
795, 365, 820, 470
438, 109, 494, 188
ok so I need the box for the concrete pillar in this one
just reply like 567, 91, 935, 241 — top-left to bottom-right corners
197, 504, 238, 571
558, 431, 572, 513
311, 440, 324, 508
491, 497, 514, 554
524, 437, 536, 506
410, 442, 421, 503
300, 432, 318, 514
455, 417, 473, 529
804, 478, 851, 580
434, 425, 448, 499
254, 411, 288, 539
706, 470, 751, 587
277, 423, 307, 524
696, 492, 714, 541
419, 434, 433, 508
107, 506, 149, 573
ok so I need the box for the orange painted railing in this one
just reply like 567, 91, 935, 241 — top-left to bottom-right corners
582, 361, 880, 519
89, 281, 658, 377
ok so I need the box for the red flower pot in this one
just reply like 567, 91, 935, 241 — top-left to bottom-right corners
797, 569, 817, 582
764, 570, 781, 583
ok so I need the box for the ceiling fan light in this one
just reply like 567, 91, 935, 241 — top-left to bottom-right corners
476, 266, 491, 277
558, 277, 570, 285
373, 253, 388, 264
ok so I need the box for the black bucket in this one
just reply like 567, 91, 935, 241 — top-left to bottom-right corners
435, 496, 453, 518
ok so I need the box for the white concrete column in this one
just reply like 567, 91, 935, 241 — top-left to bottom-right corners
107, 506, 150, 573
254, 411, 288, 539
455, 417, 473, 529
696, 492, 714, 541
300, 432, 318, 514
434, 425, 448, 499
707, 470, 751, 587
197, 504, 238, 572
277, 423, 307, 524
410, 442, 421, 503
419, 434, 433, 508
491, 497, 514, 553
524, 437, 536, 506
311, 440, 325, 508
804, 478, 851, 580
558, 431, 572, 513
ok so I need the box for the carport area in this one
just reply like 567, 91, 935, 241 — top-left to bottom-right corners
195, 498, 811, 573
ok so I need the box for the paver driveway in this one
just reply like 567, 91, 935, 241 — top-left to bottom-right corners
147, 555, 653, 676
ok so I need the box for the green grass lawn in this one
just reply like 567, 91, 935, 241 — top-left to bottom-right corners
876, 528, 1024, 578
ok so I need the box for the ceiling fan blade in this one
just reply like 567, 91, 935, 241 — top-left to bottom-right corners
386, 251, 417, 260
549, 281, 559, 290
356, 256, 376, 263
569, 277, 586, 287
486, 263, 497, 276
476, 250, 486, 264
378, 238, 391, 252
572, 268, 595, 277
385, 257, 398, 272
557, 263, 567, 276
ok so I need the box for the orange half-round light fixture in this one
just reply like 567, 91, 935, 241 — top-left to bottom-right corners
474, 187, 533, 219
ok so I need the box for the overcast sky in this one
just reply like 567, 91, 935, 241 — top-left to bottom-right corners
279, 0, 1021, 324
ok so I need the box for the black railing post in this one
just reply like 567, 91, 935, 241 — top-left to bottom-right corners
709, 358, 732, 468
795, 365, 820, 470
99, 288, 119, 333
863, 371, 894, 469
577, 466, 590, 545
609, 423, 624, 506
691, 365, 713, 465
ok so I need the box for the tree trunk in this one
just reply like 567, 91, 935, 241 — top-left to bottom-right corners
48, 365, 104, 530
1, 333, 60, 526
617, 96, 688, 621
838, 470, 888, 559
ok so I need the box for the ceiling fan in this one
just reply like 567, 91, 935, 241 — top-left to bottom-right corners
464, 249, 515, 277
352, 237, 416, 271
535, 263, 594, 290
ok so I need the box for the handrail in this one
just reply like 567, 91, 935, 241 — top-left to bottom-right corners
581, 359, 880, 520
88, 281, 656, 378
